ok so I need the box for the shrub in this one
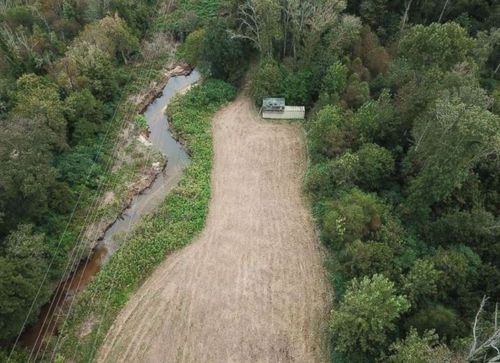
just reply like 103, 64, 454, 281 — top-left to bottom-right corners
134, 114, 148, 130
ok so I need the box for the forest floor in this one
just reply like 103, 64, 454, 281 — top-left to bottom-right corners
96, 96, 330, 362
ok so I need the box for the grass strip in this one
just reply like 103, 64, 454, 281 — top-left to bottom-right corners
57, 79, 236, 362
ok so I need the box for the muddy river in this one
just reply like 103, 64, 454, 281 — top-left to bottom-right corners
20, 69, 201, 352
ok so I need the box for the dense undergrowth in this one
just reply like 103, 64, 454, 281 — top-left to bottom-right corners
0, 0, 180, 351
55, 80, 236, 362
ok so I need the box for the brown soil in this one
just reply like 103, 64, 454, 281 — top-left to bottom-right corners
97, 97, 330, 362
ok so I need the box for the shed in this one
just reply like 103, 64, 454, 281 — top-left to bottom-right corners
263, 106, 305, 119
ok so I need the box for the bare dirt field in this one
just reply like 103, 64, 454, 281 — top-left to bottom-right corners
97, 97, 330, 363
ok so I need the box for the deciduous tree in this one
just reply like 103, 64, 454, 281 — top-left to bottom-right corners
330, 274, 410, 355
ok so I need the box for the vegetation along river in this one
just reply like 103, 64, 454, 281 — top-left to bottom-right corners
20, 69, 202, 351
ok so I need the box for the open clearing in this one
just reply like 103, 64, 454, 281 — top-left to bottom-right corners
97, 96, 329, 362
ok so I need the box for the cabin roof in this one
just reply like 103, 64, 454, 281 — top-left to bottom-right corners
262, 97, 285, 108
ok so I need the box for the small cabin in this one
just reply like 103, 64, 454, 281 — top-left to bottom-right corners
262, 97, 305, 120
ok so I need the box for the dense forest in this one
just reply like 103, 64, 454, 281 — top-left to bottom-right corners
1, 0, 499, 361
0, 0, 170, 357
177, 0, 500, 361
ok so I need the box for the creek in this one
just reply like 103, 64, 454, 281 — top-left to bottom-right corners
20, 69, 201, 352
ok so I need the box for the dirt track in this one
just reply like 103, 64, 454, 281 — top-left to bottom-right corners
97, 97, 329, 362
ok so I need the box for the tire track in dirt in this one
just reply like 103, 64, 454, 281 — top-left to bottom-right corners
97, 97, 330, 362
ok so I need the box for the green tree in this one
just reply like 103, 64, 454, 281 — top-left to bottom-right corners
425, 209, 499, 262
360, 0, 388, 29
311, 144, 394, 192
0, 224, 50, 343
0, 115, 58, 234
399, 22, 474, 71
352, 89, 395, 144
330, 274, 410, 356
179, 28, 206, 67
52, 15, 136, 100
388, 328, 457, 363
431, 246, 481, 301
282, 70, 313, 106
406, 96, 500, 219
343, 73, 370, 108
341, 239, 395, 278
64, 89, 105, 145
327, 151, 359, 189
321, 61, 348, 99
322, 188, 387, 246
402, 259, 441, 307
201, 20, 249, 83
251, 58, 285, 105
13, 74, 67, 150
56, 145, 104, 188
308, 105, 352, 158
406, 304, 465, 340
353, 143, 394, 190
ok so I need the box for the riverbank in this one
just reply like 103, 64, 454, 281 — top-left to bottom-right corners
78, 62, 196, 261
54, 80, 236, 362
79, 61, 192, 258
18, 66, 201, 357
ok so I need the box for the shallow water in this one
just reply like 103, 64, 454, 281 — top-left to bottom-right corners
20, 70, 201, 352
